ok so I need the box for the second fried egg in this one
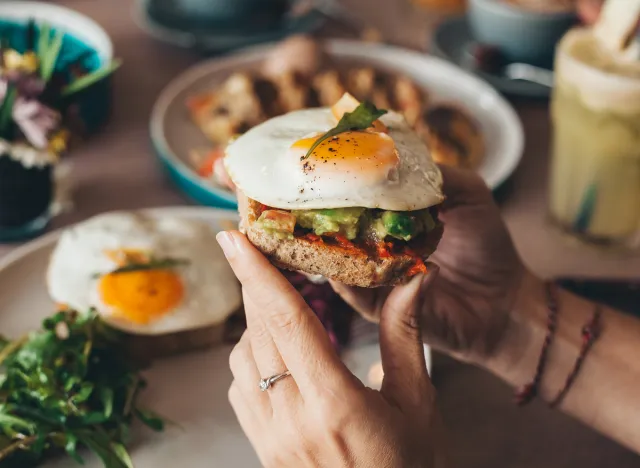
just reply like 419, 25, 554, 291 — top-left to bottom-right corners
46, 212, 241, 335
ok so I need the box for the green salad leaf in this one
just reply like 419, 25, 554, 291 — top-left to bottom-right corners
302, 101, 387, 161
0, 309, 164, 467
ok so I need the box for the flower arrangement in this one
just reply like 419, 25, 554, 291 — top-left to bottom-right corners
0, 20, 120, 166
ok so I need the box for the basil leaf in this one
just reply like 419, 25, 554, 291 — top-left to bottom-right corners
302, 101, 387, 160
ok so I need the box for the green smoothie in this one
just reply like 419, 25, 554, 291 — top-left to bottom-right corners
550, 28, 640, 247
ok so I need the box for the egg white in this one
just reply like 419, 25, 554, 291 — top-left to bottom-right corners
224, 108, 444, 211
46, 212, 241, 335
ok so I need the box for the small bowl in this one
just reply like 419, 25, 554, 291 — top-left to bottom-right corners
146, 0, 292, 33
467, 0, 576, 67
0, 1, 114, 134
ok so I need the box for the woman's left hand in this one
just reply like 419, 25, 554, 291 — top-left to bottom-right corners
217, 230, 450, 468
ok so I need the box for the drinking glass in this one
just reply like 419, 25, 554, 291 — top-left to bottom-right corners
549, 28, 640, 250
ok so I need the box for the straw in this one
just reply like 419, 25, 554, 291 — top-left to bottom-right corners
593, 0, 640, 53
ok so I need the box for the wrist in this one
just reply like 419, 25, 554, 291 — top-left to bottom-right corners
482, 272, 548, 387
482, 274, 599, 405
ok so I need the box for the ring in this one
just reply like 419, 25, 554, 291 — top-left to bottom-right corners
258, 370, 291, 392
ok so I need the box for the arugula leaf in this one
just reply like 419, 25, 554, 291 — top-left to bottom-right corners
93, 258, 190, 278
76, 430, 131, 468
302, 101, 387, 160
65, 432, 84, 464
112, 442, 134, 468
62, 60, 122, 97
0, 412, 36, 434
135, 408, 165, 432
71, 383, 94, 403
100, 387, 114, 419
0, 310, 164, 467
31, 431, 47, 456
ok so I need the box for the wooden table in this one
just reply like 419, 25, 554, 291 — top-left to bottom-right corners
2, 0, 639, 466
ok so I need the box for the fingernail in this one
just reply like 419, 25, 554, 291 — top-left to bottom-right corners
425, 261, 439, 272
216, 231, 237, 259
421, 263, 440, 295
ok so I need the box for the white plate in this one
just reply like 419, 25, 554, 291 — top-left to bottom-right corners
151, 40, 525, 209
0, 206, 431, 468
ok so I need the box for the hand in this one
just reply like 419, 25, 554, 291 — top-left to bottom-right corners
331, 166, 525, 366
576, 0, 603, 25
217, 231, 450, 468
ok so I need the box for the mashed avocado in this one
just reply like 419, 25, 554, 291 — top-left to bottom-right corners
289, 207, 436, 242
255, 205, 437, 242
368, 210, 436, 241
292, 208, 365, 239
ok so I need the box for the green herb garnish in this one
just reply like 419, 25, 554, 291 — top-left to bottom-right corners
93, 258, 190, 279
302, 101, 388, 160
62, 60, 123, 97
0, 309, 164, 467
39, 30, 65, 82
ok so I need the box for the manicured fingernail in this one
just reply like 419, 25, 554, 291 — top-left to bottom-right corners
216, 231, 237, 259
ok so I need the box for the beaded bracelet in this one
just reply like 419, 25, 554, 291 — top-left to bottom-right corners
515, 282, 603, 407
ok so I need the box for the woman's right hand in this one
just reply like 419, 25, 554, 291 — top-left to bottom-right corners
220, 231, 451, 468
331, 166, 526, 366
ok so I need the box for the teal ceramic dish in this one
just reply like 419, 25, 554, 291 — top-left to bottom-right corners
149, 45, 261, 210
135, 0, 324, 54
468, 0, 576, 68
0, 2, 114, 134
152, 138, 238, 210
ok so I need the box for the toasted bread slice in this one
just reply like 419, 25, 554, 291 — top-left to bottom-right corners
124, 307, 245, 364
238, 191, 442, 288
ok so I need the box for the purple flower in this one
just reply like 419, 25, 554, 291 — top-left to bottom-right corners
12, 97, 60, 149
4, 70, 46, 99
0, 78, 7, 102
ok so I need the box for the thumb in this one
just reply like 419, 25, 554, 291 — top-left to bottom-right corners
380, 267, 439, 408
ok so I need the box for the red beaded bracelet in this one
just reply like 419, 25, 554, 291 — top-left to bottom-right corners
515, 282, 603, 407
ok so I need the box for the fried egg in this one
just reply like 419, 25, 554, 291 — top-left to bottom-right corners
46, 212, 241, 335
224, 98, 443, 211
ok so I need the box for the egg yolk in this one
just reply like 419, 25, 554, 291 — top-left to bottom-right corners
292, 130, 399, 182
99, 269, 184, 324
